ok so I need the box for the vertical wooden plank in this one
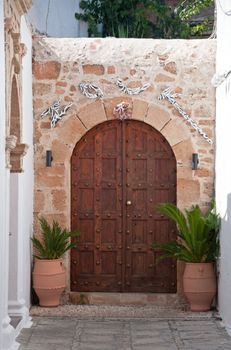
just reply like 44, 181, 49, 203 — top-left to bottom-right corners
71, 121, 123, 292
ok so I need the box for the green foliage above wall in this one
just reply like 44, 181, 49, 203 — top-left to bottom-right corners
75, 0, 214, 38
177, 0, 214, 36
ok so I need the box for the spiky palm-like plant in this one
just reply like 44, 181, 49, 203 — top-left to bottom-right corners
152, 201, 220, 263
31, 217, 80, 259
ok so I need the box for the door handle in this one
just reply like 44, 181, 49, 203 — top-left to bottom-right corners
126, 200, 132, 206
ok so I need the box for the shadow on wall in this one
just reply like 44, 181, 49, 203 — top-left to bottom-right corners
220, 193, 231, 259
218, 192, 231, 334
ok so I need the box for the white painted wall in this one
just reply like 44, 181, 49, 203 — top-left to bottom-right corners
28, 0, 88, 37
19, 14, 34, 312
216, 0, 231, 335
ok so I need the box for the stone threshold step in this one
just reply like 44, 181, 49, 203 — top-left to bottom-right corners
30, 304, 215, 319
69, 292, 186, 307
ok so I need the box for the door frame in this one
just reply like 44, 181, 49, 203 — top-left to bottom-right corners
70, 119, 177, 293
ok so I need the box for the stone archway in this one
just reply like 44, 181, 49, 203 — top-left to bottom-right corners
44, 97, 195, 230
34, 94, 213, 296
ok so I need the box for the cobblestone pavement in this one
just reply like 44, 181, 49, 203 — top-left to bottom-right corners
17, 315, 231, 350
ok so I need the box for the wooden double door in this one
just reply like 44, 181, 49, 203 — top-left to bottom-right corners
71, 120, 176, 293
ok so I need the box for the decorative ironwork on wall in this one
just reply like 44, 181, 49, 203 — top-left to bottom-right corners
79, 82, 103, 99
116, 79, 150, 95
41, 100, 72, 127
211, 71, 231, 89
159, 88, 213, 145
78, 79, 150, 98
113, 102, 132, 120
47, 80, 213, 145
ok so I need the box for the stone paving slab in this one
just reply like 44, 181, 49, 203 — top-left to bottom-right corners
17, 315, 231, 350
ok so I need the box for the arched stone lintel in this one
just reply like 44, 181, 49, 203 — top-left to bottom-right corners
51, 114, 87, 163
103, 96, 133, 120
78, 99, 107, 129
52, 97, 195, 163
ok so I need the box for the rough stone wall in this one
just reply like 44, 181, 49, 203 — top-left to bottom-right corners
33, 37, 216, 293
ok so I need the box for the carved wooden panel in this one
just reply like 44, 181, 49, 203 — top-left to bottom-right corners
124, 121, 176, 292
71, 121, 123, 291
71, 120, 176, 293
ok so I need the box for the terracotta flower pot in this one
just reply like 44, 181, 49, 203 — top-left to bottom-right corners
32, 258, 66, 307
183, 262, 216, 311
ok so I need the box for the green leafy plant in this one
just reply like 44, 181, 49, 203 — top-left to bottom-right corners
31, 217, 80, 259
75, 0, 214, 38
75, 0, 156, 38
177, 0, 213, 21
150, 2, 191, 39
176, 0, 214, 36
152, 201, 220, 263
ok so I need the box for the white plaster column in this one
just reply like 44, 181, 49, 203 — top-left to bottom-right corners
216, 0, 231, 335
8, 174, 27, 319
8, 172, 32, 330
8, 176, 19, 296
2, 170, 16, 350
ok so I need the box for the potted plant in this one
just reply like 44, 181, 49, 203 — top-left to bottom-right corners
152, 201, 220, 311
31, 217, 80, 307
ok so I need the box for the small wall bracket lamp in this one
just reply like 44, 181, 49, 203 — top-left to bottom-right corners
192, 153, 199, 170
46, 150, 53, 167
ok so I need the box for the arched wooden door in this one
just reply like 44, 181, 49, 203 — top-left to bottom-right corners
71, 120, 176, 293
